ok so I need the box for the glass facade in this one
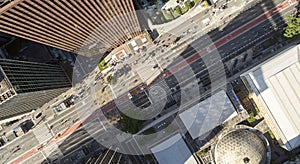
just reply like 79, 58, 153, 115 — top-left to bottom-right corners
0, 59, 71, 93
0, 59, 71, 119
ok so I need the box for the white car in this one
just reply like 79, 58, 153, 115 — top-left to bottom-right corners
128, 93, 132, 99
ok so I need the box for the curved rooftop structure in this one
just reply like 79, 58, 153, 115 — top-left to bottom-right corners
214, 129, 268, 164
241, 44, 300, 150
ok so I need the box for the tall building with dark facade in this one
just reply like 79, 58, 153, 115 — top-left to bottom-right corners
0, 0, 142, 55
0, 59, 71, 120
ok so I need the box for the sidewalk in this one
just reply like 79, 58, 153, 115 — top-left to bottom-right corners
150, 0, 252, 34
34, 88, 74, 122
149, 3, 207, 32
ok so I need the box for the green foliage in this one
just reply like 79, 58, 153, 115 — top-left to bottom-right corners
118, 113, 144, 134
144, 154, 155, 162
203, 0, 209, 9
182, 6, 189, 14
190, 1, 195, 7
148, 0, 158, 5
284, 14, 300, 38
162, 9, 175, 20
98, 60, 108, 71
247, 112, 256, 123
269, 130, 275, 139
143, 127, 156, 135
196, 147, 210, 157
107, 75, 117, 85
184, 1, 192, 9
174, 6, 182, 16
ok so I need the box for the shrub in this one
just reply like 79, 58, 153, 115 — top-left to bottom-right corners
98, 60, 108, 71
162, 9, 175, 20
182, 6, 189, 14
118, 113, 144, 134
190, 1, 195, 7
184, 1, 192, 9
174, 5, 182, 15
247, 112, 256, 123
284, 13, 300, 38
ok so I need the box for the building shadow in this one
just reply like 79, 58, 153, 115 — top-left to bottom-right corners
38, 0, 293, 163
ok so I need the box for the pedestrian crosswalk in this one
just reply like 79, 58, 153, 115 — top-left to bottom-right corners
33, 123, 53, 144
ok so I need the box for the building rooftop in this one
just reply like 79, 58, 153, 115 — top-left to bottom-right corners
0, 66, 15, 104
179, 90, 237, 140
241, 44, 300, 150
214, 129, 268, 164
150, 133, 197, 164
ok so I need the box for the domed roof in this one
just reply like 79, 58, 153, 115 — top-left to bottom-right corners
214, 129, 267, 164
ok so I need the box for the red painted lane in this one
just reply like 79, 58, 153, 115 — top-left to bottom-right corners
83, 0, 296, 138
57, 122, 82, 139
11, 149, 38, 164
61, 0, 295, 141
11, 1, 296, 163
215, 0, 290, 47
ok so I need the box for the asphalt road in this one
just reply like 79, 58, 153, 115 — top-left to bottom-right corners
107, 0, 295, 119
51, 0, 297, 161
0, 132, 39, 164
7, 0, 298, 163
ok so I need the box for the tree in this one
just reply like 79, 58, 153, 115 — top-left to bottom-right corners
106, 75, 117, 85
184, 1, 192, 9
118, 113, 144, 134
284, 14, 300, 38
162, 9, 175, 20
174, 6, 182, 15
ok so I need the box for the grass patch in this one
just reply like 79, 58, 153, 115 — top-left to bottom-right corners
247, 112, 256, 123
118, 113, 144, 134
196, 147, 210, 157
98, 59, 109, 71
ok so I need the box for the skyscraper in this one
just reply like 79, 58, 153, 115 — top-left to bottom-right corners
0, 0, 142, 55
0, 59, 71, 120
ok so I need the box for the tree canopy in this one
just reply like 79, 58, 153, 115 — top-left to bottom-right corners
284, 13, 300, 38
118, 113, 144, 134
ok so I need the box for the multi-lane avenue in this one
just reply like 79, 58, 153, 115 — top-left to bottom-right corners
8, 0, 298, 163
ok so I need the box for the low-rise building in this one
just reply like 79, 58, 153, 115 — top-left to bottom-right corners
179, 90, 238, 140
150, 133, 198, 164
241, 44, 300, 151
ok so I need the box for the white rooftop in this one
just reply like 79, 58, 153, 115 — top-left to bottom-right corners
179, 90, 237, 140
241, 44, 300, 150
151, 133, 197, 164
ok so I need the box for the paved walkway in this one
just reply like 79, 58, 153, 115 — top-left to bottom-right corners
149, 3, 206, 32
9, 0, 298, 163
163, 0, 185, 9
150, 0, 248, 33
